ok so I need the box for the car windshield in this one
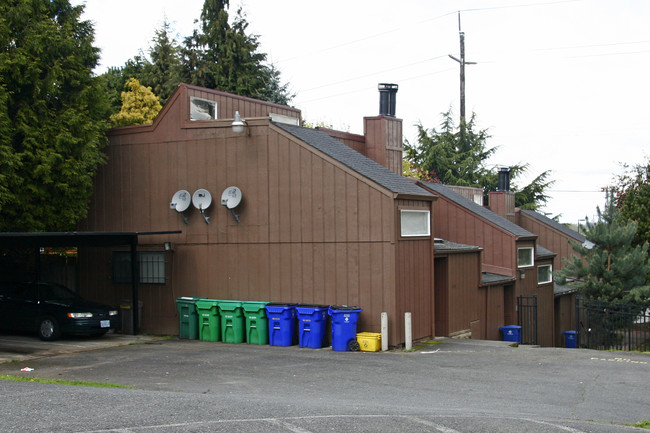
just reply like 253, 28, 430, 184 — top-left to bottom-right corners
39, 283, 83, 302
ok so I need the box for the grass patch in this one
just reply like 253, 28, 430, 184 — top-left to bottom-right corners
0, 374, 133, 389
634, 420, 650, 429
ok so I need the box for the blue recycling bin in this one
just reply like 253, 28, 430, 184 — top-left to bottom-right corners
500, 325, 522, 343
563, 330, 578, 348
265, 303, 297, 346
296, 304, 329, 349
329, 305, 363, 352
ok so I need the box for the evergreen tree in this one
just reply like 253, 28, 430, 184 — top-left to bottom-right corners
142, 18, 182, 104
557, 193, 650, 306
611, 158, 650, 248
110, 78, 162, 127
404, 109, 553, 210
0, 0, 110, 232
180, 1, 292, 104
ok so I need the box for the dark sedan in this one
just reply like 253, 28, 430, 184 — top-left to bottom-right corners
0, 281, 119, 341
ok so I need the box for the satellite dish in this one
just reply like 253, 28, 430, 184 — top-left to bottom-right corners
221, 186, 242, 222
221, 186, 242, 209
192, 189, 212, 224
170, 190, 191, 212
170, 190, 191, 225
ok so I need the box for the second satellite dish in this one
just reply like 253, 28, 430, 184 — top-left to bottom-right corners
192, 189, 212, 224
221, 186, 242, 222
170, 190, 191, 225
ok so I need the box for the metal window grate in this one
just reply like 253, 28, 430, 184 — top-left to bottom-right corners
111, 252, 165, 284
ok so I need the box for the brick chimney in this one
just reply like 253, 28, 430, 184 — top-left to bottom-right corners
363, 83, 403, 175
488, 167, 516, 222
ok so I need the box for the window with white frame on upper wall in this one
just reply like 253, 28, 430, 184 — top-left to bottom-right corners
537, 264, 553, 284
400, 209, 430, 237
190, 97, 216, 120
112, 252, 166, 284
517, 247, 534, 268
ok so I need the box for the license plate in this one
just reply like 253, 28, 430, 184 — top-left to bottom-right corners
100, 320, 110, 328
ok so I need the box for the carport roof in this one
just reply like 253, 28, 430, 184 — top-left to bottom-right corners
0, 231, 178, 248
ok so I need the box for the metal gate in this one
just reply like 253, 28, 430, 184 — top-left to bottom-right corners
576, 298, 650, 351
517, 296, 538, 345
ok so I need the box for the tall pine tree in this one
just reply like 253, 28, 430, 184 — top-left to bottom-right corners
404, 109, 553, 210
0, 0, 109, 232
558, 193, 650, 306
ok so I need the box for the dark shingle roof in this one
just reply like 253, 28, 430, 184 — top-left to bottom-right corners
536, 244, 556, 259
482, 272, 516, 285
520, 209, 586, 243
274, 123, 432, 197
434, 238, 482, 252
421, 182, 535, 238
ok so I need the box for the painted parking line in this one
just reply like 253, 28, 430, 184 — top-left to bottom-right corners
590, 356, 648, 365
410, 416, 461, 433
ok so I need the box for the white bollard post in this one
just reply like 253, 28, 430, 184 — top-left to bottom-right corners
405, 312, 412, 351
381, 312, 388, 351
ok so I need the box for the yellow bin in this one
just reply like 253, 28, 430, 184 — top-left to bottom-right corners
357, 332, 381, 352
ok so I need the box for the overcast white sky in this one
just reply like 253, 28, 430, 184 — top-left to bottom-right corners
72, 0, 650, 225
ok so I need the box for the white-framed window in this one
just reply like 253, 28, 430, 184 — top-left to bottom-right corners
517, 247, 534, 268
537, 264, 553, 284
190, 97, 216, 120
400, 209, 430, 237
112, 252, 166, 284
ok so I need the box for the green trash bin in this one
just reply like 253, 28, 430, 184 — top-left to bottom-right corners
243, 302, 269, 345
176, 297, 205, 339
195, 299, 221, 342
218, 301, 245, 343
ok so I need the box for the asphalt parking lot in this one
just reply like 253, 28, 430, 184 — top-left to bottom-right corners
0, 331, 155, 363
0, 334, 649, 432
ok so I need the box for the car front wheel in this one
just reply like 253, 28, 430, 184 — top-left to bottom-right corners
37, 317, 60, 341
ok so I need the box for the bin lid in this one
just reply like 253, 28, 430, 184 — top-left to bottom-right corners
242, 302, 268, 312
297, 304, 329, 309
195, 300, 219, 309
266, 302, 297, 307
218, 300, 242, 308
176, 296, 205, 302
329, 305, 361, 311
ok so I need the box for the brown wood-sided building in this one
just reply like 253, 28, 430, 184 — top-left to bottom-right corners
417, 181, 557, 347
78, 83, 435, 347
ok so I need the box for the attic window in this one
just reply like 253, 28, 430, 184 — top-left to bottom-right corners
190, 97, 216, 120
517, 247, 534, 268
401, 210, 430, 237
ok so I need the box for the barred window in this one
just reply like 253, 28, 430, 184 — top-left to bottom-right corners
112, 252, 166, 284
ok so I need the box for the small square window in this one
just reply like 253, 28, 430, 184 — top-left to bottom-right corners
112, 252, 166, 284
538, 264, 553, 284
401, 210, 430, 237
190, 97, 216, 120
517, 247, 534, 268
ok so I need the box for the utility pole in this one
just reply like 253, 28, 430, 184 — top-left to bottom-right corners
448, 12, 476, 125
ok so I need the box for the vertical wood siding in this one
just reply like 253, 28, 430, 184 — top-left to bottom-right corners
517, 212, 582, 272
433, 197, 516, 277
79, 86, 432, 345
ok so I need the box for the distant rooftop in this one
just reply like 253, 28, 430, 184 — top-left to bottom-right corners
421, 182, 536, 239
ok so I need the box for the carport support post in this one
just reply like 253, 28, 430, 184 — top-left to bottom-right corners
130, 239, 139, 335
405, 312, 412, 350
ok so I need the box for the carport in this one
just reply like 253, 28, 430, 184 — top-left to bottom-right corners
0, 231, 179, 334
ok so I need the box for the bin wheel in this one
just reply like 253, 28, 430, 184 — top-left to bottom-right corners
348, 340, 360, 351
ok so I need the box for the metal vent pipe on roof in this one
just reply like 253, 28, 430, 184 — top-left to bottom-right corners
378, 83, 398, 117
497, 167, 511, 192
